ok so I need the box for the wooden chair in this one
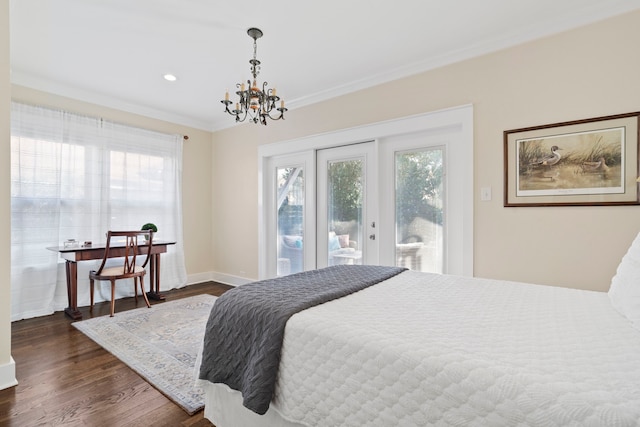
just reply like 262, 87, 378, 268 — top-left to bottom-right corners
89, 230, 153, 317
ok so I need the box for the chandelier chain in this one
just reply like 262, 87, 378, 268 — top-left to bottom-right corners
252, 38, 260, 79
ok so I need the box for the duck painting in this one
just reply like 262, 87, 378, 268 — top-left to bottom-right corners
529, 145, 562, 167
527, 145, 562, 181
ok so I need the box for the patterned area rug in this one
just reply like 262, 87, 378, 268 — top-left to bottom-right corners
73, 294, 217, 415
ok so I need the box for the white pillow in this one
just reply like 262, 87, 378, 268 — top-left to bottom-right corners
609, 232, 640, 329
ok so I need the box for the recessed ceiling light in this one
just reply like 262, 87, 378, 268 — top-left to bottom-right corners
163, 74, 177, 82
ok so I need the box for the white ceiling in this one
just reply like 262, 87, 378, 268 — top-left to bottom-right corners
9, 0, 640, 131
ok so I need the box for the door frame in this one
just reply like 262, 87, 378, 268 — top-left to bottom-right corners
258, 104, 474, 280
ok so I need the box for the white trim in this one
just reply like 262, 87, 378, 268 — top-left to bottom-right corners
258, 105, 473, 156
185, 272, 216, 286
210, 271, 251, 287
0, 357, 18, 391
12, 72, 213, 131
185, 271, 250, 287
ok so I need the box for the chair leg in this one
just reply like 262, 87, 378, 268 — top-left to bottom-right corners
110, 280, 116, 317
133, 277, 138, 303
89, 278, 94, 311
139, 276, 151, 308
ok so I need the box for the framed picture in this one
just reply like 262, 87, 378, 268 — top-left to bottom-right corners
504, 112, 640, 207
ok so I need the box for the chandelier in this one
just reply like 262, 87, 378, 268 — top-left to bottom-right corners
221, 28, 287, 125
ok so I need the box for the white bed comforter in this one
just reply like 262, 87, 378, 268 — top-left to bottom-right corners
268, 271, 640, 426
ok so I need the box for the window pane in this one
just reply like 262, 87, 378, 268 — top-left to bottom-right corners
395, 148, 444, 273
328, 159, 363, 266
11, 136, 87, 260
108, 150, 171, 228
277, 167, 304, 276
11, 136, 86, 200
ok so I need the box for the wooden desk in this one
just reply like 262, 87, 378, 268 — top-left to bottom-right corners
47, 240, 176, 320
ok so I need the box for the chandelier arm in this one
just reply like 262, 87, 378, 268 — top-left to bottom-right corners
221, 100, 233, 114
262, 107, 287, 121
236, 107, 249, 123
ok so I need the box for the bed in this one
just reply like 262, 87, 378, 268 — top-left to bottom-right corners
196, 236, 640, 427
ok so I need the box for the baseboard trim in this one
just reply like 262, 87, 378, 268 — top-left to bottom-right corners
186, 271, 252, 288
210, 271, 252, 287
0, 356, 18, 391
185, 272, 216, 286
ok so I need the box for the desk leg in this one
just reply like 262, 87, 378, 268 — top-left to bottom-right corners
146, 253, 165, 301
64, 261, 82, 320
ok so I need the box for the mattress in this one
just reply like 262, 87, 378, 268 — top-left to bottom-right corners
202, 270, 640, 426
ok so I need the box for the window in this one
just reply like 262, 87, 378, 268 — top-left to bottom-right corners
276, 166, 305, 275
10, 102, 187, 321
395, 148, 444, 273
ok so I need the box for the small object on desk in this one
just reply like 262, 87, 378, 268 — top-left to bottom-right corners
63, 239, 78, 248
83, 241, 92, 247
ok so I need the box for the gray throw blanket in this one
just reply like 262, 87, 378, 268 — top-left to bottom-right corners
198, 264, 406, 415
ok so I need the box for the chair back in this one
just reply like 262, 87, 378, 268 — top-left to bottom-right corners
94, 230, 153, 276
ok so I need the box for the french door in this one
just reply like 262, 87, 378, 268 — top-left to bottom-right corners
259, 106, 473, 280
266, 139, 447, 276
316, 142, 378, 268
379, 133, 446, 273
267, 152, 315, 277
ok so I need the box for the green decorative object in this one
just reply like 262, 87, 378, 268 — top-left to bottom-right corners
141, 223, 157, 240
141, 223, 157, 232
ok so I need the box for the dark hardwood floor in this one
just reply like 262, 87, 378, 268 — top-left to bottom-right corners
0, 281, 233, 427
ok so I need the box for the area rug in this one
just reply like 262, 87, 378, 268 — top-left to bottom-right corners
73, 294, 217, 415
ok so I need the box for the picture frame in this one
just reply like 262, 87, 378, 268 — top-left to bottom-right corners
504, 112, 640, 207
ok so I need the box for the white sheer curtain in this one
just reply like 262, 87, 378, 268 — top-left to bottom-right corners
10, 102, 187, 321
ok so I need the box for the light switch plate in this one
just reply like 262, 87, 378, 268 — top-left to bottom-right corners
480, 186, 492, 201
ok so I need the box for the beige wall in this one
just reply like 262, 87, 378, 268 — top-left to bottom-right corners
1, 0, 13, 387
212, 10, 640, 292
10, 86, 215, 281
